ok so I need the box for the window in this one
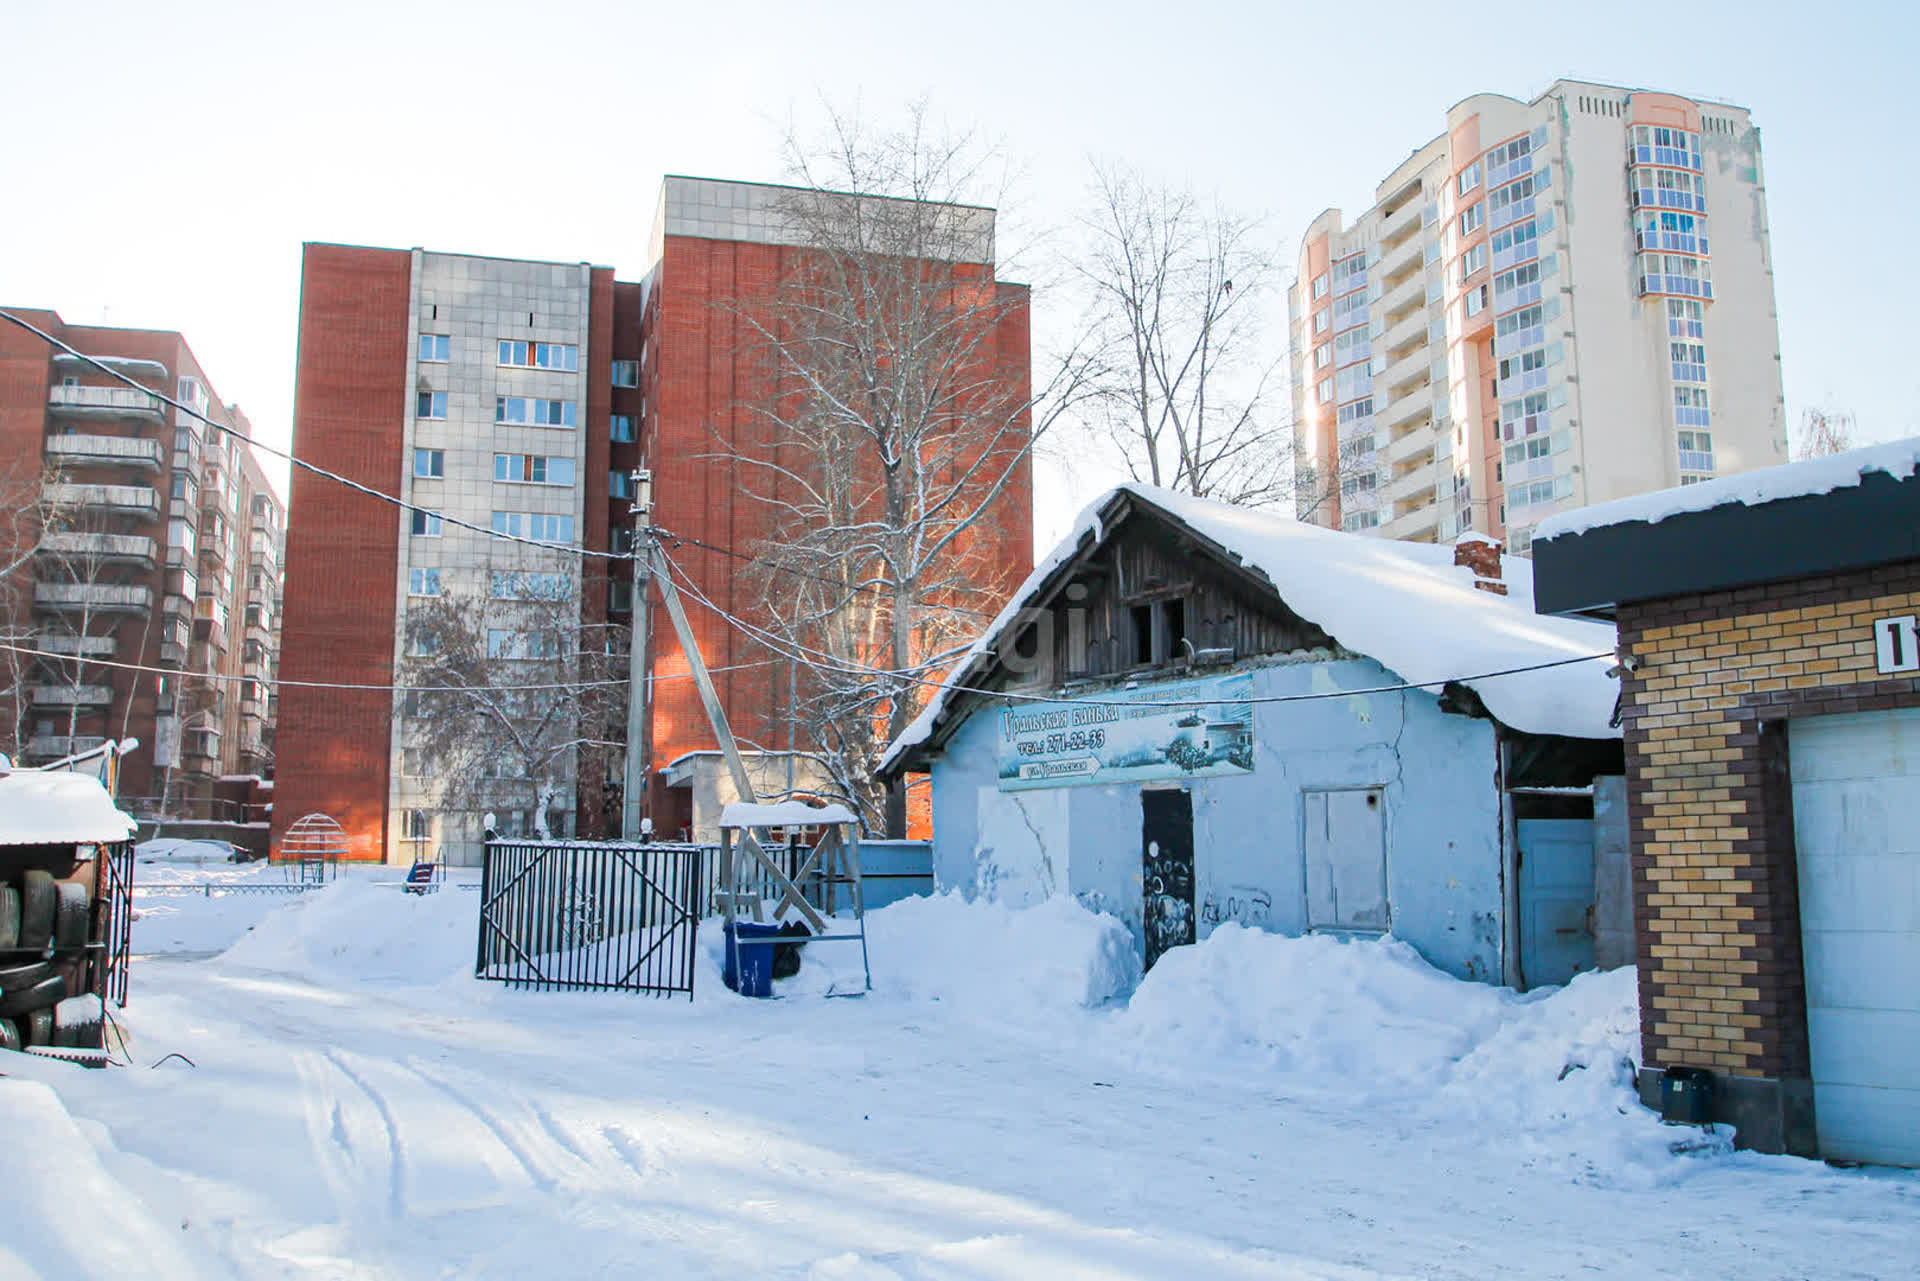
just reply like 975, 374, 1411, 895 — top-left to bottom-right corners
1334, 327, 1371, 366
1464, 284, 1488, 317
1667, 298, 1705, 339
487, 629, 559, 661
1492, 260, 1542, 310
408, 567, 441, 596
1675, 385, 1711, 428
612, 359, 640, 387
496, 397, 577, 428
416, 391, 447, 420
491, 511, 575, 543
418, 334, 449, 363
1678, 429, 1715, 474
413, 448, 444, 479
1500, 391, 1553, 441
1310, 273, 1330, 300
410, 508, 442, 537
1332, 291, 1369, 331
1332, 254, 1368, 294
1340, 471, 1377, 497
498, 340, 579, 371
1312, 309, 1330, 335
609, 579, 633, 612
1460, 243, 1487, 282
1670, 341, 1708, 383
1335, 365, 1371, 402
610, 413, 636, 443
1316, 378, 1333, 405
1337, 398, 1374, 426
402, 748, 434, 778
1313, 344, 1332, 370
1459, 202, 1484, 236
494, 454, 576, 486
1457, 161, 1481, 195
403, 809, 431, 842
1341, 510, 1379, 532
490, 571, 568, 600
610, 469, 632, 498
407, 631, 440, 657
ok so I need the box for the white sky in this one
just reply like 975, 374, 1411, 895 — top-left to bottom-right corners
4, 0, 1912, 547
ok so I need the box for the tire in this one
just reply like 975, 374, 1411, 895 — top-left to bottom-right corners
0, 886, 18, 950
0, 973, 65, 1018
21, 1008, 51, 1047
53, 999, 100, 1050
53, 881, 89, 949
0, 962, 51, 993
18, 871, 55, 950
0, 1019, 19, 1052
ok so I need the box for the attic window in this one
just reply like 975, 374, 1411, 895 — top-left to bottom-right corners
1131, 605, 1153, 667
1165, 599, 1187, 661
1131, 597, 1191, 668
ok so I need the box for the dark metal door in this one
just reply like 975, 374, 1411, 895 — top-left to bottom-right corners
1142, 789, 1195, 970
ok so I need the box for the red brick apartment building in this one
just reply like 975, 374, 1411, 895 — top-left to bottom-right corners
274, 177, 1033, 865
0, 310, 286, 814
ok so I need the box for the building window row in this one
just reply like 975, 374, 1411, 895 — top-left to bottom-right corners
1630, 167, 1706, 214
493, 453, 576, 486
1332, 291, 1369, 332
1630, 126, 1701, 173
1492, 259, 1544, 312
1492, 303, 1546, 355
1639, 253, 1713, 300
498, 340, 579, 372
1670, 341, 1708, 384
1332, 253, 1368, 296
496, 396, 578, 428
1500, 391, 1553, 442
1496, 346, 1549, 398
490, 570, 568, 600
1508, 474, 1573, 510
1341, 510, 1379, 532
1635, 210, 1708, 257
1667, 298, 1705, 339
1337, 397, 1374, 427
487, 628, 561, 660
1675, 385, 1711, 428
1488, 169, 1548, 232
1677, 428, 1715, 475
1335, 365, 1373, 403
491, 511, 575, 543
1490, 215, 1546, 273
1484, 130, 1540, 189
1334, 327, 1371, 366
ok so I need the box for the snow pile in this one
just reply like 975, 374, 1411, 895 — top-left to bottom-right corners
217, 879, 476, 985
0, 1079, 211, 1278
0, 768, 135, 844
1113, 927, 1708, 1183
1536, 434, 1920, 541
1115, 927, 1509, 1091
733, 891, 1140, 1015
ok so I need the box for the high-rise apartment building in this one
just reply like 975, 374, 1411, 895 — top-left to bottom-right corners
0, 310, 285, 807
1290, 81, 1788, 552
274, 177, 1032, 865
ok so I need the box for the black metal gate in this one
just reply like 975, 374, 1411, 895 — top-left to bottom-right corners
96, 839, 134, 1007
475, 840, 702, 997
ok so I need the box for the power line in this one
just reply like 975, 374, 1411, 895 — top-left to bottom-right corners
650, 542, 1614, 711
1, 308, 627, 560
0, 638, 778, 694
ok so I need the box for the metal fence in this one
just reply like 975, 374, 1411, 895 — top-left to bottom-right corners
475, 840, 702, 998
97, 840, 135, 1008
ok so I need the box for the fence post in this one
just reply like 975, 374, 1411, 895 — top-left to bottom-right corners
475, 818, 497, 979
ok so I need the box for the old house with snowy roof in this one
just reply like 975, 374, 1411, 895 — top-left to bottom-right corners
880, 485, 1625, 988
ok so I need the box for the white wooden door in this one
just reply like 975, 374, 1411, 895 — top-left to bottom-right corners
1790, 708, 1920, 1167
1302, 787, 1388, 933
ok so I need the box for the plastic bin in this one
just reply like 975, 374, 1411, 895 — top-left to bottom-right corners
1661, 1065, 1715, 1125
722, 921, 784, 997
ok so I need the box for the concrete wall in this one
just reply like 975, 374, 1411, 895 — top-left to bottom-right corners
926, 655, 1507, 981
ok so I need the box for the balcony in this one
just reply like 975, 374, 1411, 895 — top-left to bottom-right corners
194, 616, 229, 654
27, 684, 114, 708
1376, 271, 1425, 323
47, 385, 165, 423
1380, 501, 1441, 543
244, 617, 273, 649
159, 640, 188, 668
1382, 387, 1437, 433
25, 735, 108, 761
33, 582, 152, 617
1382, 426, 1437, 467
36, 531, 159, 571
248, 530, 279, 566
1385, 458, 1439, 500
1381, 310, 1428, 358
1378, 347, 1432, 399
44, 433, 166, 474
44, 481, 161, 521
33, 632, 118, 659
1376, 199, 1422, 251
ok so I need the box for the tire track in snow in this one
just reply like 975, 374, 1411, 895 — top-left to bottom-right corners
402, 1057, 567, 1195
320, 1049, 409, 1222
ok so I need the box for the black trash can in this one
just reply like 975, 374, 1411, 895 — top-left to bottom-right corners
1661, 1065, 1715, 1125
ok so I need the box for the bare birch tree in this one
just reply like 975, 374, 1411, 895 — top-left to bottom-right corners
714, 104, 1098, 835
1795, 407, 1855, 460
0, 463, 65, 759
1073, 161, 1293, 508
400, 578, 627, 840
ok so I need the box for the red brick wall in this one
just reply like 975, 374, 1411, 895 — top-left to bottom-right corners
640, 236, 1034, 829
271, 245, 412, 860
0, 308, 60, 763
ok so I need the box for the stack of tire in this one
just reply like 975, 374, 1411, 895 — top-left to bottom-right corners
0, 870, 101, 1052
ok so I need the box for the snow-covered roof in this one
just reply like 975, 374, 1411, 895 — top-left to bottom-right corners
0, 770, 136, 844
718, 800, 858, 829
1536, 437, 1920, 542
882, 485, 1621, 769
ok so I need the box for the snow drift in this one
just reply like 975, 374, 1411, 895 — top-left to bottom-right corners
217, 879, 476, 984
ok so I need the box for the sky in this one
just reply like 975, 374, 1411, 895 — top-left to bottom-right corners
3, 0, 1913, 545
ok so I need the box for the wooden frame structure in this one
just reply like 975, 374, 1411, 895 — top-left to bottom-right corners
717, 804, 871, 995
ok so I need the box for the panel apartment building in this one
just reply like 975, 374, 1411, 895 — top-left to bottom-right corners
0, 310, 286, 808
274, 177, 1033, 865
1290, 80, 1788, 552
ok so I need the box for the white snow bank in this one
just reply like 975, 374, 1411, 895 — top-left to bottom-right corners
728, 891, 1140, 1014
0, 1080, 210, 1278
1113, 927, 1715, 1183
719, 800, 858, 829
217, 880, 476, 984
0, 769, 135, 844
1536, 434, 1920, 541
136, 836, 240, 863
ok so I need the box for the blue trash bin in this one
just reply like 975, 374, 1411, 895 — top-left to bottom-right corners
723, 921, 784, 997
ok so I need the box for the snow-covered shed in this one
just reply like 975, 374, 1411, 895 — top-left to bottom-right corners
881, 486, 1623, 987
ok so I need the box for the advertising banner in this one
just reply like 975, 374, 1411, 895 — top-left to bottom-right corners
996, 672, 1255, 791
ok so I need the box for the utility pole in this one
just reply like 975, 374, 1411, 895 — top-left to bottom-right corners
622, 467, 759, 837
620, 468, 653, 839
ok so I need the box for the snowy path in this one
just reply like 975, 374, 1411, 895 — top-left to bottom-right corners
11, 950, 1917, 1280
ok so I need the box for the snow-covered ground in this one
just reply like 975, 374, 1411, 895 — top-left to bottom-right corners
5, 884, 1915, 1278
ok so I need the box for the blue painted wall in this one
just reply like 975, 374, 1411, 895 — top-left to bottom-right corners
924, 655, 1507, 982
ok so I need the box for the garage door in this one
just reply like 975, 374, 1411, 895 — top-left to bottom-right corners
1789, 708, 1920, 1167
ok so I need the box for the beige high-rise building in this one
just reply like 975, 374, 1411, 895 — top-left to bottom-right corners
1290, 80, 1788, 552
